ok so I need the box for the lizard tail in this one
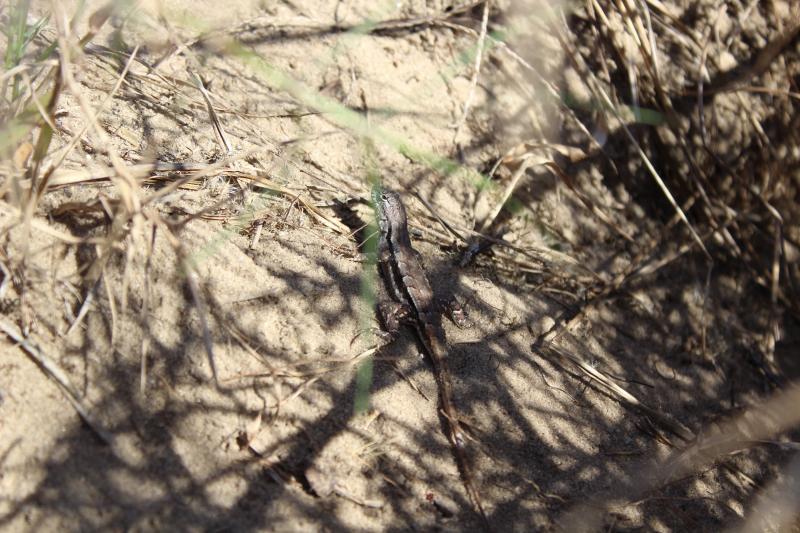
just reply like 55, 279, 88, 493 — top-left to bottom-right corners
445, 421, 491, 530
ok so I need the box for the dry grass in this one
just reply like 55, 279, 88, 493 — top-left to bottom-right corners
1, 0, 798, 530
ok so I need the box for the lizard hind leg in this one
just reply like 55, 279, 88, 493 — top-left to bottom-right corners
349, 307, 405, 347
349, 325, 393, 347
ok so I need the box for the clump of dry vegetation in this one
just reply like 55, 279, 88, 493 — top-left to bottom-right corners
1, 0, 798, 531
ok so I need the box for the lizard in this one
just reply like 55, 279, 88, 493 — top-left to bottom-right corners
373, 187, 488, 527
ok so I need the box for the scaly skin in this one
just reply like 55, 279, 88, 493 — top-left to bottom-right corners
374, 189, 488, 527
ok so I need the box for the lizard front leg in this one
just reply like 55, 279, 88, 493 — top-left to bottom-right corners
377, 300, 411, 341
439, 297, 472, 329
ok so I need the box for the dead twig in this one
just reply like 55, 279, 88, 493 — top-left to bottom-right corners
0, 319, 114, 445
452, 0, 491, 146
535, 341, 694, 443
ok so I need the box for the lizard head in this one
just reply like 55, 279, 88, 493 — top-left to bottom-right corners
382, 191, 409, 224
371, 187, 408, 229
378, 190, 403, 210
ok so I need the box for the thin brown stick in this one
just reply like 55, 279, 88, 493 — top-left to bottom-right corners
0, 319, 114, 445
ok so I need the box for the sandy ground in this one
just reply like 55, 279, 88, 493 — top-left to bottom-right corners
1, 1, 799, 531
